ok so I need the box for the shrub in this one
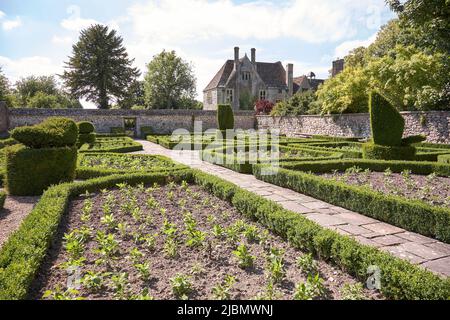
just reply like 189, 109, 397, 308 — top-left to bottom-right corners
438, 154, 450, 164
369, 91, 404, 146
362, 142, 416, 160
5, 144, 77, 196
312, 135, 360, 142
255, 100, 274, 115
110, 127, 125, 134
0, 138, 18, 149
401, 135, 426, 146
77, 133, 96, 148
77, 121, 95, 134
217, 104, 234, 130
140, 126, 153, 139
0, 191, 5, 210
11, 117, 78, 148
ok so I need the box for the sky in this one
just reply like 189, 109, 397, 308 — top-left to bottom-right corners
0, 0, 395, 108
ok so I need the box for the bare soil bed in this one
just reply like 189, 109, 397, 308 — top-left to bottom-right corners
320, 168, 450, 207
31, 182, 382, 300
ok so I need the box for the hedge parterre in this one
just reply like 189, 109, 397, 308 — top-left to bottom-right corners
79, 136, 143, 153
254, 160, 450, 243
0, 170, 449, 300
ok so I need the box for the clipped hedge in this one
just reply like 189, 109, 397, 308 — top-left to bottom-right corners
362, 142, 416, 161
77, 133, 96, 148
76, 153, 188, 179
254, 163, 450, 242
79, 137, 143, 153
11, 117, 78, 149
0, 138, 18, 149
1, 170, 449, 299
438, 154, 450, 164
77, 121, 95, 134
0, 191, 5, 210
4, 144, 77, 196
217, 104, 234, 130
312, 135, 360, 142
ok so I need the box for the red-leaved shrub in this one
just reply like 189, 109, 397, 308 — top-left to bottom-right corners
255, 100, 274, 115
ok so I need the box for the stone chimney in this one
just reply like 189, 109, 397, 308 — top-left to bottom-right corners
251, 48, 256, 64
234, 47, 239, 70
332, 59, 344, 77
286, 63, 293, 97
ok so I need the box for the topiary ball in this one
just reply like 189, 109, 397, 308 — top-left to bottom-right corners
11, 117, 78, 148
77, 121, 95, 134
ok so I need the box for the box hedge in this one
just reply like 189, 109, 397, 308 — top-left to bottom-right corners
11, 117, 78, 149
217, 104, 234, 130
0, 191, 5, 210
77, 133, 96, 148
77, 121, 95, 134
312, 135, 360, 142
438, 154, 450, 164
1, 170, 449, 299
362, 142, 416, 160
254, 162, 450, 242
4, 144, 77, 196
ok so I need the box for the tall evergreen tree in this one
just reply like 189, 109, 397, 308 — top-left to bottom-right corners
62, 24, 140, 109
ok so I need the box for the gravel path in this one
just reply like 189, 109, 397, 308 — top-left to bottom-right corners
0, 191, 40, 248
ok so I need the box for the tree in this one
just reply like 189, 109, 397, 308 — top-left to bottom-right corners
144, 50, 196, 109
271, 91, 318, 116
117, 80, 145, 109
62, 24, 140, 109
13, 75, 81, 109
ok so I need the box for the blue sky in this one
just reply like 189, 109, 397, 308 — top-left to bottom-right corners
0, 0, 395, 107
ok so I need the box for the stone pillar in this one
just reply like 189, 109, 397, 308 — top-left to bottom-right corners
0, 101, 9, 134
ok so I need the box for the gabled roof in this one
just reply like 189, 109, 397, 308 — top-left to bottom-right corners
293, 75, 324, 92
204, 59, 287, 91
204, 60, 235, 91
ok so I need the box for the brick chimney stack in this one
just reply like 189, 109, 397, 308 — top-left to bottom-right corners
251, 48, 256, 65
286, 63, 293, 97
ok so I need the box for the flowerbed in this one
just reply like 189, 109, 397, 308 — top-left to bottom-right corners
32, 181, 377, 300
1, 171, 449, 300
76, 153, 187, 179
79, 137, 143, 153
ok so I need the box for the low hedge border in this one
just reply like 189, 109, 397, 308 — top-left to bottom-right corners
415, 142, 450, 150
0, 191, 5, 209
0, 138, 18, 149
254, 162, 450, 243
438, 154, 450, 164
79, 137, 143, 153
1, 170, 449, 299
76, 153, 188, 179
293, 141, 363, 159
312, 135, 360, 142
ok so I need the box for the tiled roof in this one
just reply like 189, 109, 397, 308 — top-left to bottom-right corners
204, 59, 287, 91
293, 75, 324, 92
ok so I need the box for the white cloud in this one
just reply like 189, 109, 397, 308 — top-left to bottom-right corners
0, 56, 62, 83
127, 0, 385, 44
0, 11, 5, 19
52, 35, 73, 45
61, 5, 99, 31
2, 16, 22, 31
334, 33, 377, 59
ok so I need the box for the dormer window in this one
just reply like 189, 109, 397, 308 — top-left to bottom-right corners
242, 72, 250, 81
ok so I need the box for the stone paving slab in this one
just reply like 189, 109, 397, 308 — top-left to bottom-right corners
134, 140, 450, 277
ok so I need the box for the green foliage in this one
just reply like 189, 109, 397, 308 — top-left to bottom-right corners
79, 136, 143, 153
77, 133, 96, 148
438, 154, 450, 164
62, 24, 140, 109
11, 117, 78, 148
5, 144, 77, 196
144, 50, 196, 109
362, 142, 416, 160
315, 67, 370, 114
312, 135, 359, 142
271, 91, 318, 116
140, 126, 153, 139
170, 273, 193, 299
0, 191, 5, 210
254, 163, 450, 242
217, 104, 234, 130
369, 91, 405, 146
77, 122, 95, 134
401, 135, 426, 145
232, 244, 255, 269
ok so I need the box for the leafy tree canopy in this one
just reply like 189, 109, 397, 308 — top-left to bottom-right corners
62, 24, 140, 109
144, 50, 197, 109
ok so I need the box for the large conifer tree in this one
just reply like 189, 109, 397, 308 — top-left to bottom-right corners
62, 24, 140, 109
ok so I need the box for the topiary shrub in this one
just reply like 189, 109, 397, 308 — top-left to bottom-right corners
362, 142, 416, 160
77, 133, 96, 148
217, 104, 234, 131
0, 191, 5, 210
369, 92, 405, 146
5, 144, 77, 196
11, 117, 78, 148
364, 92, 421, 161
77, 121, 95, 134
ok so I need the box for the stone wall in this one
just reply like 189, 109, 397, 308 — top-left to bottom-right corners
7, 108, 255, 135
256, 111, 450, 143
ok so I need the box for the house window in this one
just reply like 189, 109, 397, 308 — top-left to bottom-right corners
226, 89, 234, 103
242, 72, 250, 81
259, 90, 266, 100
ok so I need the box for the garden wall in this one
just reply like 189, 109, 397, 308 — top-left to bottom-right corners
6, 108, 256, 134
256, 111, 450, 143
